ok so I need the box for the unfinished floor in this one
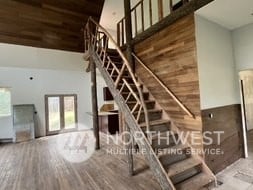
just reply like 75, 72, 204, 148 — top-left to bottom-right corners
0, 131, 252, 190
0, 132, 160, 190
212, 130, 253, 190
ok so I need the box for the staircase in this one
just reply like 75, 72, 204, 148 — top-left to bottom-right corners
85, 17, 216, 190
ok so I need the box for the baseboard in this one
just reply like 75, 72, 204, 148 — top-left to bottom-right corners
0, 138, 13, 143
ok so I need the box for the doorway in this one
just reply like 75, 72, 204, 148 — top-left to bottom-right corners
45, 94, 78, 135
239, 71, 253, 158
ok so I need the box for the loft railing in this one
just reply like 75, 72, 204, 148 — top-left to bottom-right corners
117, 0, 191, 46
84, 17, 151, 132
132, 53, 194, 118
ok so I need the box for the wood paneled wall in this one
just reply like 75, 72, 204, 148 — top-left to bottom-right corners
133, 13, 244, 171
202, 104, 244, 174
0, 0, 104, 52
134, 14, 203, 151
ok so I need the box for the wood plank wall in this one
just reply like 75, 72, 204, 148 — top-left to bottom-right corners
202, 104, 244, 174
0, 0, 104, 52
134, 14, 203, 152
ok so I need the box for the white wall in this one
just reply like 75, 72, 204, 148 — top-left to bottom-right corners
0, 43, 106, 139
233, 23, 253, 131
233, 23, 253, 71
195, 15, 239, 109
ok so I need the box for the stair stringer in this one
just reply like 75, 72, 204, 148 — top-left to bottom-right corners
137, 78, 217, 188
91, 49, 176, 190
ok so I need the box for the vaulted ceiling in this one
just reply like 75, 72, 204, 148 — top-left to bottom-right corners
0, 0, 105, 52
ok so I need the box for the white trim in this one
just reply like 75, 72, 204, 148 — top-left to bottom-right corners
0, 138, 13, 143
239, 78, 248, 158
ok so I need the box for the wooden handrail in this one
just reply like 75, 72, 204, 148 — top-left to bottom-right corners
85, 17, 150, 131
132, 53, 195, 118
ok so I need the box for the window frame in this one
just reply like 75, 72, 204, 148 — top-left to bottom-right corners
0, 88, 11, 117
45, 94, 78, 136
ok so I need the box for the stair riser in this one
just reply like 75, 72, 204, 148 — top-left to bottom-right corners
152, 134, 179, 149
118, 84, 143, 93
107, 70, 129, 78
109, 56, 122, 63
107, 54, 120, 58
104, 61, 123, 69
142, 123, 170, 133
136, 111, 162, 123
106, 51, 119, 57
128, 102, 155, 110
160, 153, 188, 167
105, 63, 123, 71
172, 166, 202, 185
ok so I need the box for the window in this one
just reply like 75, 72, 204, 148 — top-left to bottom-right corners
0, 88, 11, 117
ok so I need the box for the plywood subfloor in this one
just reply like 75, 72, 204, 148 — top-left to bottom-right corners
0, 132, 160, 190
212, 158, 253, 190
212, 130, 253, 190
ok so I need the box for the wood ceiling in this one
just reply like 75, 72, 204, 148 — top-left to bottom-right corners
0, 0, 105, 52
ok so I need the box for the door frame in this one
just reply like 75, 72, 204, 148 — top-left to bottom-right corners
45, 94, 78, 136
238, 70, 253, 158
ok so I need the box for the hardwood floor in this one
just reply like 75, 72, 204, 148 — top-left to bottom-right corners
0, 132, 160, 190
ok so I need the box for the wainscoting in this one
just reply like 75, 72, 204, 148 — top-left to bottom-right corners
248, 130, 253, 158
202, 104, 244, 174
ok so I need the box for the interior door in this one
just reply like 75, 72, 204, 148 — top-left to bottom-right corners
240, 72, 253, 131
239, 70, 253, 158
45, 95, 77, 135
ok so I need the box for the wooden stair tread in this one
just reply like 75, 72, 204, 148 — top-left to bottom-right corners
151, 131, 176, 140
108, 56, 122, 61
105, 60, 122, 64
140, 119, 170, 127
118, 83, 135, 86
128, 100, 155, 104
107, 67, 124, 71
158, 144, 190, 157
111, 75, 131, 78
167, 157, 202, 177
134, 109, 162, 114
121, 91, 148, 95
176, 173, 214, 190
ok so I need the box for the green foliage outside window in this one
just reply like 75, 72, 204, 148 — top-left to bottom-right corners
0, 88, 11, 117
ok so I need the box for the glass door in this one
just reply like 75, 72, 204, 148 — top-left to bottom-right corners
64, 96, 77, 129
45, 95, 77, 135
